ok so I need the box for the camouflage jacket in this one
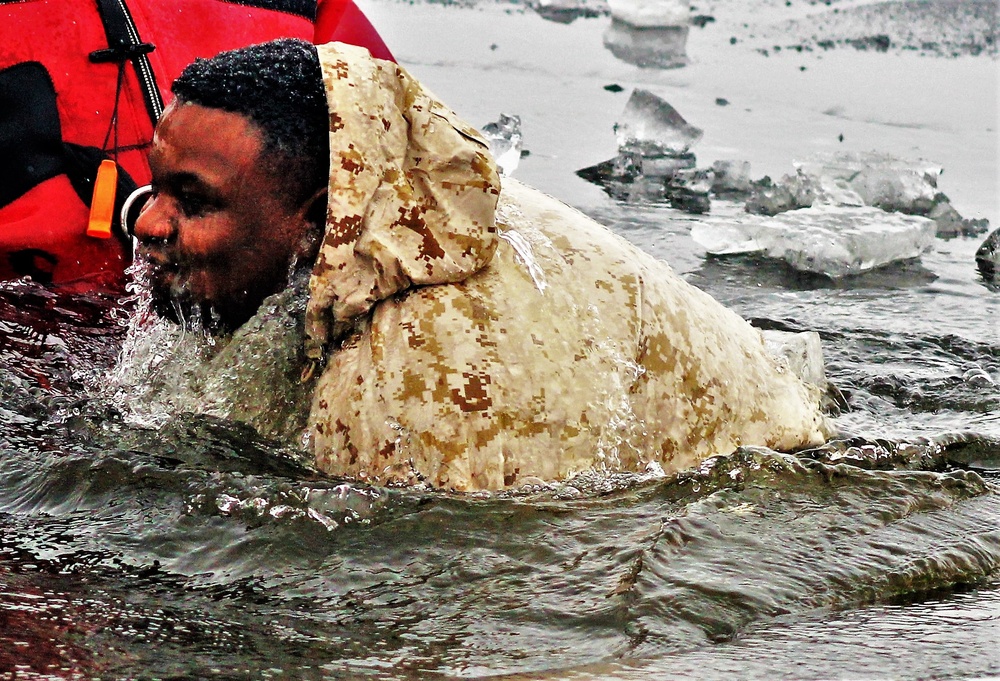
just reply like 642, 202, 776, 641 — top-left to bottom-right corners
302, 43, 831, 491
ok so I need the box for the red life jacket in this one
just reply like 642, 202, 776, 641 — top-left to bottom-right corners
0, 0, 393, 292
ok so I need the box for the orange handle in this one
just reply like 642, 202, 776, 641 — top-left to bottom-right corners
86, 159, 118, 239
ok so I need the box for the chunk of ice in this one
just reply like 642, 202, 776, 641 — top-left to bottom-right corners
743, 151, 941, 216
710, 160, 754, 198
793, 151, 942, 215
532, 0, 608, 23
668, 167, 713, 213
931, 201, 990, 239
691, 205, 937, 277
615, 88, 702, 155
481, 113, 523, 177
976, 227, 1000, 281
577, 91, 708, 212
761, 330, 827, 392
742, 151, 988, 239
607, 0, 689, 27
746, 168, 864, 216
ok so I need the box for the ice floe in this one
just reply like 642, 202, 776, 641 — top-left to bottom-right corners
746, 151, 989, 238
606, 0, 689, 28
691, 205, 937, 278
577, 89, 709, 210
601, 0, 693, 68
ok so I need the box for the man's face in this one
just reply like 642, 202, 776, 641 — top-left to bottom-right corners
134, 101, 319, 331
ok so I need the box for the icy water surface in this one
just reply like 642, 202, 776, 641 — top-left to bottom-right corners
3, 0, 999, 678
3, 213, 1000, 679
2, 345, 999, 680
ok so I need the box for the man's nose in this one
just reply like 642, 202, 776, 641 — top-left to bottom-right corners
132, 193, 176, 243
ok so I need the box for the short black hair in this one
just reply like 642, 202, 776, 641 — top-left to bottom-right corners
171, 38, 329, 206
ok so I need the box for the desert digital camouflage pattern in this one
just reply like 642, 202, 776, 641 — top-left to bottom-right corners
304, 42, 501, 366
305, 43, 832, 491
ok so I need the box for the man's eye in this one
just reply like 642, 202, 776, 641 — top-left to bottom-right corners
178, 191, 209, 218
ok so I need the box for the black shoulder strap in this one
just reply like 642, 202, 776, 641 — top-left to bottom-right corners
0, 62, 65, 209
89, 0, 164, 127
218, 0, 317, 20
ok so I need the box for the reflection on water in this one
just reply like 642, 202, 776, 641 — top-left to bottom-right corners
603, 19, 689, 68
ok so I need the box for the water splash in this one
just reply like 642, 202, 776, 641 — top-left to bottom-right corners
106, 262, 313, 445
498, 225, 550, 292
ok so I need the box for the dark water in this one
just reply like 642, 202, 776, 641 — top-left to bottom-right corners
8, 2, 998, 677
2, 189, 1000, 679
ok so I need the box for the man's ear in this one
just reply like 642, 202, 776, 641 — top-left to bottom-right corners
294, 187, 328, 263
304, 187, 328, 230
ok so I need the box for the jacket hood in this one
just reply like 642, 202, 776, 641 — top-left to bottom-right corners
305, 42, 502, 360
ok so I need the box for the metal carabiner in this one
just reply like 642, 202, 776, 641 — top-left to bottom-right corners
119, 184, 153, 239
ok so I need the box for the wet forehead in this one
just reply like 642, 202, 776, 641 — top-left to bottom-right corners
150, 102, 266, 188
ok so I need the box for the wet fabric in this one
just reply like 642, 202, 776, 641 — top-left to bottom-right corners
305, 43, 832, 491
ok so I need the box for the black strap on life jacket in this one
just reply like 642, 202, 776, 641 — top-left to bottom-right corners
0, 62, 137, 244
219, 0, 317, 20
0, 62, 65, 210
89, 0, 163, 129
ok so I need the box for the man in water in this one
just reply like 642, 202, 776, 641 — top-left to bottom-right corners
132, 38, 832, 491
0, 0, 391, 291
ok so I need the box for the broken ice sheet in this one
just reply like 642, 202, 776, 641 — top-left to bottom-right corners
691, 205, 937, 278
794, 151, 942, 214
